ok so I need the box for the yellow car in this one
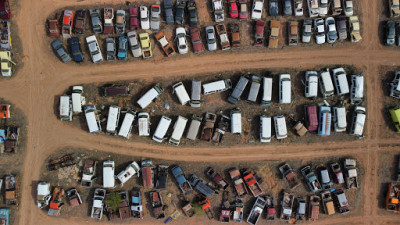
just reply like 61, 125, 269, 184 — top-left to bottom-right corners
139, 33, 152, 59
0, 51, 12, 77
349, 16, 362, 43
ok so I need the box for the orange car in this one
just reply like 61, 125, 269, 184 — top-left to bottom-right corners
0, 104, 10, 118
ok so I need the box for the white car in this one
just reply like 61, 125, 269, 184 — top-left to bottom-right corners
343, 0, 353, 16
176, 27, 188, 54
140, 6, 150, 29
251, 0, 264, 20
86, 35, 103, 63
205, 26, 217, 51
319, 0, 328, 16
325, 17, 338, 43
127, 31, 142, 58
213, 0, 225, 22
314, 18, 326, 44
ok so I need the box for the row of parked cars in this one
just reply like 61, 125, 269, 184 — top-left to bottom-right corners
250, 0, 355, 19
36, 156, 357, 223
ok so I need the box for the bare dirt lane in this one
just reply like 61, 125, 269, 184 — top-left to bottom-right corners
1, 0, 397, 224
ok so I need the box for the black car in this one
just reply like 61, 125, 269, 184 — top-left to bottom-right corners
187, 0, 198, 27
175, 0, 186, 24
164, 0, 174, 24
68, 37, 83, 62
269, 0, 279, 16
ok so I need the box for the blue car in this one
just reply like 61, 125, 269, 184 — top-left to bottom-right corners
117, 35, 128, 60
68, 37, 84, 62
51, 39, 71, 63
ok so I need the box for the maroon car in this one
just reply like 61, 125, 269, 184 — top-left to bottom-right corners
190, 27, 204, 53
0, 0, 10, 20
129, 8, 139, 30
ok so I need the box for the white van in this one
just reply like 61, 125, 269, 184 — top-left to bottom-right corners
305, 71, 318, 98
103, 160, 115, 188
172, 82, 190, 105
279, 74, 291, 104
274, 115, 288, 140
186, 114, 202, 140
190, 81, 202, 108
350, 74, 364, 105
60, 96, 72, 121
84, 105, 101, 134
72, 86, 85, 114
228, 76, 249, 104
391, 71, 400, 99
106, 106, 121, 135
260, 116, 271, 143
261, 77, 272, 106
137, 85, 164, 109
332, 68, 349, 96
116, 161, 140, 186
118, 109, 136, 139
231, 108, 242, 134
203, 79, 232, 95
169, 116, 188, 146
247, 75, 262, 103
153, 116, 172, 143
319, 69, 335, 97
349, 106, 366, 137
138, 112, 150, 136
333, 107, 347, 132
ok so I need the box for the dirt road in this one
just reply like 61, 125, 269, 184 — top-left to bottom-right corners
2, 0, 400, 224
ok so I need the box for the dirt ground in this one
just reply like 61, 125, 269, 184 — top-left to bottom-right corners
62, 65, 365, 147
0, 0, 399, 224
38, 148, 363, 224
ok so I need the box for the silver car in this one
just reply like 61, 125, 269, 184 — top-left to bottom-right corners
105, 37, 116, 61
127, 31, 142, 58
150, 5, 161, 31
205, 26, 217, 51
302, 19, 312, 43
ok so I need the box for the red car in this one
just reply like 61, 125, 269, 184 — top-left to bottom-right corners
190, 27, 204, 53
0, 0, 10, 20
129, 8, 139, 30
239, 0, 248, 20
229, 1, 238, 18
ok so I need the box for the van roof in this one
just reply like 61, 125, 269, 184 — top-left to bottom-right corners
280, 75, 291, 103
154, 116, 172, 140
170, 116, 188, 141
261, 116, 271, 140
334, 107, 347, 128
118, 111, 135, 138
262, 77, 272, 102
103, 161, 115, 188
353, 75, 364, 98
320, 71, 334, 93
106, 106, 120, 133
306, 105, 318, 129
274, 116, 287, 137
231, 109, 242, 133
203, 79, 231, 94
307, 72, 318, 97
137, 86, 162, 109
231, 76, 249, 99
60, 96, 70, 116
85, 110, 100, 133
173, 82, 190, 105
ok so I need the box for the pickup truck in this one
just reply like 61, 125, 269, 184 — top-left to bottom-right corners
171, 166, 193, 195
81, 159, 97, 187
4, 174, 17, 205
201, 112, 217, 141
230, 23, 241, 48
216, 24, 230, 50
155, 31, 176, 57
74, 10, 86, 35
247, 196, 266, 225
150, 190, 165, 219
139, 33, 152, 58
48, 13, 60, 37
268, 20, 280, 48
288, 21, 299, 46
205, 167, 229, 189
189, 174, 215, 198
280, 192, 294, 221
229, 168, 248, 196
301, 165, 322, 193
254, 20, 265, 46
321, 190, 335, 215
344, 158, 358, 189
103, 8, 114, 35
278, 163, 300, 189
211, 115, 230, 143
243, 170, 263, 197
